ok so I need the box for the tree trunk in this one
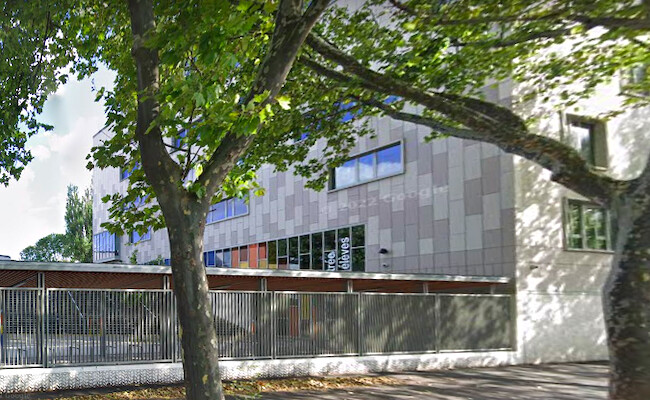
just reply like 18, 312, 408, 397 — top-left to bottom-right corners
606, 200, 650, 400
167, 212, 223, 400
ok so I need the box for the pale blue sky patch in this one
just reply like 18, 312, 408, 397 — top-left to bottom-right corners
0, 66, 116, 259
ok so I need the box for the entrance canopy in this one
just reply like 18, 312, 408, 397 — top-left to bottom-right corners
0, 261, 509, 293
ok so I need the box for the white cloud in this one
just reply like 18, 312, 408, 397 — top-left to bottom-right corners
0, 66, 115, 259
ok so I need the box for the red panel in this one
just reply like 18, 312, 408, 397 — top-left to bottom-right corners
249, 244, 258, 268
232, 248, 239, 268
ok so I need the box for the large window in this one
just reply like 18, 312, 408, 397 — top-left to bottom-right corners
329, 143, 403, 190
119, 162, 140, 181
565, 200, 612, 251
566, 116, 608, 169
130, 228, 151, 244
203, 224, 366, 272
621, 64, 649, 96
93, 231, 119, 261
206, 197, 248, 224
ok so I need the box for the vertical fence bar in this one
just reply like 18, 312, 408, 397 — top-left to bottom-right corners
434, 293, 440, 353
270, 292, 276, 360
357, 293, 363, 356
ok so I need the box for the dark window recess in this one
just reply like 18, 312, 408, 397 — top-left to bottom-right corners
566, 116, 608, 169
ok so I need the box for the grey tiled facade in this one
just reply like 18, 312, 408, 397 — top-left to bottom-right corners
93, 111, 517, 278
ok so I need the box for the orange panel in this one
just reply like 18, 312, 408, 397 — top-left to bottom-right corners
232, 248, 239, 268
249, 244, 258, 268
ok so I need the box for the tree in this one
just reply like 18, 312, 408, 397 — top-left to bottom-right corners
3, 1, 329, 399
20, 233, 67, 262
19, 184, 92, 263
4, 0, 648, 399
63, 185, 93, 263
267, 1, 646, 399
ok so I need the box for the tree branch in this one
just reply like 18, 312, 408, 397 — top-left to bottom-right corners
196, 0, 331, 200
306, 33, 624, 205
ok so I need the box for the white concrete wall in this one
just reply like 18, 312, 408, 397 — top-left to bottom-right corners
510, 75, 650, 363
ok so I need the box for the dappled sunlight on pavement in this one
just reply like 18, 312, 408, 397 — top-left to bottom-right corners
254, 362, 608, 400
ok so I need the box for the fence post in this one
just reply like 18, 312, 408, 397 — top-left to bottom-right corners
433, 294, 440, 353
38, 273, 48, 368
357, 293, 363, 357
270, 292, 276, 360
171, 292, 178, 363
100, 291, 107, 360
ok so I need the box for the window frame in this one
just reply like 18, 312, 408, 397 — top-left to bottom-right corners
206, 196, 249, 225
328, 141, 405, 192
130, 228, 152, 244
564, 114, 609, 170
202, 224, 367, 272
563, 198, 613, 253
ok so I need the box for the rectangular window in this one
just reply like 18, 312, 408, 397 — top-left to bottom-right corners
119, 162, 140, 181
311, 232, 323, 270
206, 196, 248, 224
130, 228, 151, 244
289, 236, 299, 270
203, 251, 216, 267
621, 64, 649, 96
93, 231, 119, 261
223, 249, 231, 267
239, 245, 249, 268
174, 129, 187, 149
268, 240, 277, 269
565, 200, 611, 251
329, 142, 403, 190
566, 116, 608, 169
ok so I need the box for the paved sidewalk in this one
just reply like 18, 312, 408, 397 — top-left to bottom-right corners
255, 362, 608, 400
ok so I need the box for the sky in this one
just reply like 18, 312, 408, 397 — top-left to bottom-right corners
0, 67, 116, 260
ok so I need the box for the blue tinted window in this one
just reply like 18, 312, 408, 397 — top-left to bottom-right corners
334, 159, 357, 188
234, 198, 248, 216
376, 144, 402, 177
358, 153, 374, 181
226, 198, 234, 218
174, 129, 187, 149
223, 249, 231, 267
120, 162, 140, 181
204, 250, 215, 267
93, 231, 118, 261
207, 201, 227, 223
130, 228, 151, 244
330, 143, 402, 189
206, 196, 248, 223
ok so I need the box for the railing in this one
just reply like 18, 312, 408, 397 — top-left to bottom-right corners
0, 288, 514, 368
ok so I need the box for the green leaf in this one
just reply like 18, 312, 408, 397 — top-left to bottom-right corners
276, 96, 291, 110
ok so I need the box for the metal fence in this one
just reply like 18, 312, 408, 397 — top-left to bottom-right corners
0, 288, 513, 368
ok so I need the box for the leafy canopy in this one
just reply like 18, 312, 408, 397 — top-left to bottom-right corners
20, 233, 67, 262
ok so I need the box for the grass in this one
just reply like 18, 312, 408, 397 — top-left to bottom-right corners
53, 375, 399, 399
